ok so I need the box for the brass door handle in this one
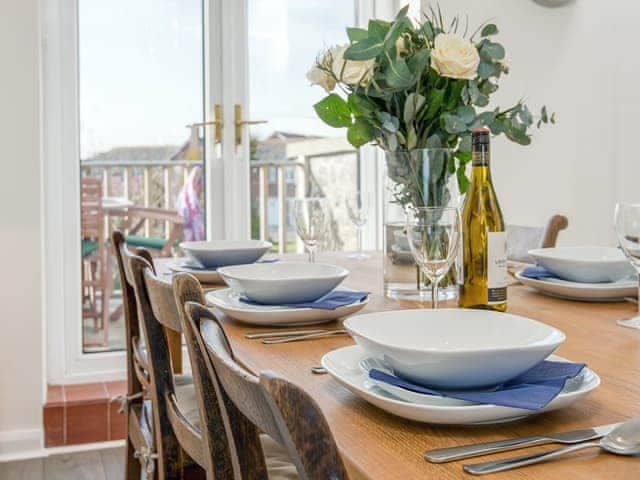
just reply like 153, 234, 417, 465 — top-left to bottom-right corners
187, 104, 223, 143
234, 104, 267, 145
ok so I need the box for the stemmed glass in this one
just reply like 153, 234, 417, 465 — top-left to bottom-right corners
614, 202, 640, 328
294, 197, 329, 263
346, 191, 371, 260
405, 207, 461, 308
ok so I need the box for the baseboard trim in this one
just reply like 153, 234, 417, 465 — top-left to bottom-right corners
0, 429, 44, 463
0, 431, 124, 463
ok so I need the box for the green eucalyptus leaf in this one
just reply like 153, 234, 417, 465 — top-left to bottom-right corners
313, 94, 352, 128
518, 105, 533, 125
347, 27, 369, 42
474, 93, 489, 107
407, 49, 430, 77
368, 19, 390, 40
443, 113, 468, 134
541, 105, 549, 122
377, 111, 400, 132
481, 41, 505, 61
456, 105, 476, 124
458, 134, 472, 152
344, 37, 383, 60
481, 24, 498, 36
383, 16, 412, 54
478, 61, 500, 79
347, 117, 374, 147
387, 133, 399, 151
421, 21, 435, 41
425, 133, 443, 149
471, 111, 496, 128
396, 4, 410, 19
385, 58, 414, 89
468, 80, 480, 103
348, 94, 377, 116
479, 80, 498, 95
403, 92, 426, 124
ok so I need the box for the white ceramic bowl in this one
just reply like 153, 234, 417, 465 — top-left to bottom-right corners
217, 262, 349, 305
180, 240, 272, 268
528, 246, 634, 283
344, 309, 565, 389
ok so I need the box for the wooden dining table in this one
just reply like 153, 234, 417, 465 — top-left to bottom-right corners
156, 252, 640, 479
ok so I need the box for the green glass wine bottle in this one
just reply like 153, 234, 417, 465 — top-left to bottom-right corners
459, 128, 508, 311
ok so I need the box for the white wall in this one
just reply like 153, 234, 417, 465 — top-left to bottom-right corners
0, 0, 44, 459
426, 0, 640, 245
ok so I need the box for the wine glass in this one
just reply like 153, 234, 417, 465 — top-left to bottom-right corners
346, 191, 371, 260
614, 202, 640, 328
294, 197, 329, 263
405, 207, 461, 308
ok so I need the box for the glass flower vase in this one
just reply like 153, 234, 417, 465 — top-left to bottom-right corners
382, 148, 461, 301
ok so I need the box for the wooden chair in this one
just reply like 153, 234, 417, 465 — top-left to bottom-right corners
128, 254, 203, 479
181, 296, 346, 479
120, 206, 186, 257
81, 176, 112, 343
507, 214, 569, 264
113, 232, 193, 479
172, 274, 297, 480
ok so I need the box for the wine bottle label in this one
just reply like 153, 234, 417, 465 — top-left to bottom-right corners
487, 231, 508, 304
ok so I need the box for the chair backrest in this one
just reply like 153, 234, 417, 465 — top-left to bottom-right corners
172, 274, 239, 480
128, 254, 183, 479
81, 176, 104, 242
507, 214, 569, 263
111, 231, 153, 394
186, 301, 349, 480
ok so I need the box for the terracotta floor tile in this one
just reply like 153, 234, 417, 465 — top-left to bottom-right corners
43, 405, 65, 447
108, 401, 126, 440
65, 382, 109, 405
66, 401, 109, 445
46, 385, 65, 407
105, 379, 127, 398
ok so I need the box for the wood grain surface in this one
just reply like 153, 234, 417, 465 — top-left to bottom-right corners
156, 253, 640, 479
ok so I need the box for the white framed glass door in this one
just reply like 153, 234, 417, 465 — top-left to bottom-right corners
215, 0, 405, 252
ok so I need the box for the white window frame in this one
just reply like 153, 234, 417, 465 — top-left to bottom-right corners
43, 0, 401, 384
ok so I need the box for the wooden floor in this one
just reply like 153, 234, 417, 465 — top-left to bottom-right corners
0, 448, 124, 480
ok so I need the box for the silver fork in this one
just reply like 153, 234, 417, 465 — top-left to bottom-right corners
262, 329, 348, 344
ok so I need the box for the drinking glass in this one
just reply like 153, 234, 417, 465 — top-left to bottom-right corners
405, 207, 461, 308
294, 197, 328, 263
614, 202, 640, 328
346, 191, 371, 260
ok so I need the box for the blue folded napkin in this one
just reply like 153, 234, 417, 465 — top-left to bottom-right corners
520, 265, 559, 280
239, 290, 369, 310
185, 258, 278, 271
369, 360, 585, 410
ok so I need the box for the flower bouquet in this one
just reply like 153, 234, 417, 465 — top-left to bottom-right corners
307, 5, 554, 298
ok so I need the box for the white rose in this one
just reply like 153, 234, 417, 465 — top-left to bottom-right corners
430, 33, 480, 80
306, 51, 336, 93
331, 44, 376, 87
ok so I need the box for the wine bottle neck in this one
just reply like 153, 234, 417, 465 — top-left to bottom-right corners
472, 149, 490, 167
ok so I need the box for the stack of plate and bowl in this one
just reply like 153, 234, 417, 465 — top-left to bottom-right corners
516, 246, 637, 302
171, 240, 274, 284
205, 262, 369, 326
321, 309, 600, 424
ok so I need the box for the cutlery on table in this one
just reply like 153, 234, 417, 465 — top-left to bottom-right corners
245, 329, 331, 339
424, 422, 621, 463
311, 366, 328, 374
262, 329, 348, 344
462, 417, 640, 475
624, 296, 638, 305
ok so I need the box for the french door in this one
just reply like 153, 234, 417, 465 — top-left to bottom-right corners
45, 0, 401, 383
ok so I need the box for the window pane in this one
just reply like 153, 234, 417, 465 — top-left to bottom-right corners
247, 0, 359, 253
78, 0, 204, 352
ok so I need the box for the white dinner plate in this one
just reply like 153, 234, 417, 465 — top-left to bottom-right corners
515, 271, 637, 302
321, 345, 599, 425
169, 261, 223, 284
206, 288, 368, 326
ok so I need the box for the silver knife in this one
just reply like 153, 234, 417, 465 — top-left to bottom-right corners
424, 422, 621, 463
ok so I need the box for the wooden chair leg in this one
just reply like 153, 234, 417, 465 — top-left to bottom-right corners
125, 438, 142, 480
